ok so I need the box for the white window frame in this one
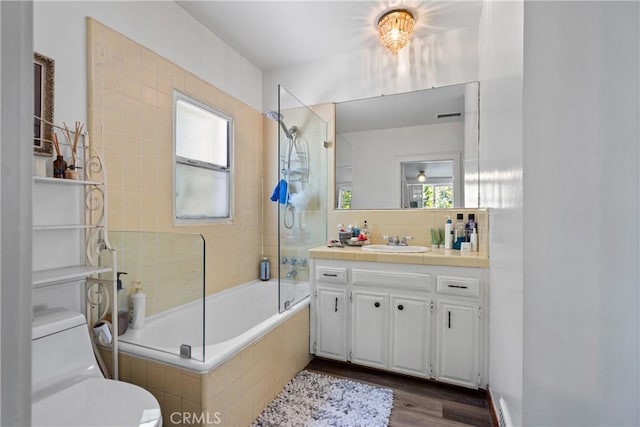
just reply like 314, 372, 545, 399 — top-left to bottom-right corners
173, 91, 234, 225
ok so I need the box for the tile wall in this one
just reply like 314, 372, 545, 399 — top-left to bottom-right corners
86, 18, 264, 299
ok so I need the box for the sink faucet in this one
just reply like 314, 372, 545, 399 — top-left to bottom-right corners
383, 235, 400, 246
383, 235, 413, 246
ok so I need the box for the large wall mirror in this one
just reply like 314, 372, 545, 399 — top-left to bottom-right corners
335, 82, 479, 210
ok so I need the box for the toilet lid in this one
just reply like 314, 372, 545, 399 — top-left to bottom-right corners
32, 378, 162, 427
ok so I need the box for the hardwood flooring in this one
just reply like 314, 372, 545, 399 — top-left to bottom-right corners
305, 358, 493, 427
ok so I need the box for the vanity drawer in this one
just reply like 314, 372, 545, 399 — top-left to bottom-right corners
352, 269, 430, 291
316, 266, 348, 284
437, 275, 480, 297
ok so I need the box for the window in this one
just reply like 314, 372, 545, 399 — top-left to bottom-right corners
423, 184, 453, 208
174, 92, 232, 223
338, 187, 352, 209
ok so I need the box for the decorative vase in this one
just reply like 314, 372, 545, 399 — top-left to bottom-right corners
53, 155, 67, 178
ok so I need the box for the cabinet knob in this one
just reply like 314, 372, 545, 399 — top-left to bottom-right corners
398, 304, 404, 311
374, 302, 380, 308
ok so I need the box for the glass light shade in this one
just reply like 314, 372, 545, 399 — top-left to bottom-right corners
377, 9, 415, 55
417, 170, 426, 182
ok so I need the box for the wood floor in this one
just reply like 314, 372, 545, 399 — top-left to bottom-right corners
305, 358, 493, 427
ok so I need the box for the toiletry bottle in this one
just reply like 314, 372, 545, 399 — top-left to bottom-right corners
453, 213, 466, 250
470, 228, 478, 252
130, 281, 146, 329
260, 257, 270, 281
352, 222, 360, 238
116, 272, 129, 335
466, 214, 476, 242
444, 216, 453, 249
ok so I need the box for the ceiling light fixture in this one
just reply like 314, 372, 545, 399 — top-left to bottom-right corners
417, 170, 426, 182
377, 9, 415, 55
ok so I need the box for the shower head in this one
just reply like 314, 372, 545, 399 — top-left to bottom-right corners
264, 110, 297, 139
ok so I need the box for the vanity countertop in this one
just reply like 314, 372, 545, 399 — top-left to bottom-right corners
309, 245, 489, 268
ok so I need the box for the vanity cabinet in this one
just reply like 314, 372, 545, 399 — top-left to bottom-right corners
389, 295, 431, 377
315, 287, 348, 360
351, 290, 389, 369
435, 300, 480, 388
310, 259, 488, 389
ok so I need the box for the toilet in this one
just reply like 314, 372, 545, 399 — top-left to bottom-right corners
32, 308, 162, 427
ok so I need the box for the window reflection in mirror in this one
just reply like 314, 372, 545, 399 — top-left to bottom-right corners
335, 82, 479, 210
402, 160, 455, 209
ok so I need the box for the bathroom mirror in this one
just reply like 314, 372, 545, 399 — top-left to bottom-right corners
335, 82, 479, 210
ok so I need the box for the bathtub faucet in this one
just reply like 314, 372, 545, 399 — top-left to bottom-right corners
286, 269, 298, 279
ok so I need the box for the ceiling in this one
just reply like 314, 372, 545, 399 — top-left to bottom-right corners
176, 1, 483, 70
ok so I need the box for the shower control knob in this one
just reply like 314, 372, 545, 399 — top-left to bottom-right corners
290, 258, 298, 266
281, 257, 288, 265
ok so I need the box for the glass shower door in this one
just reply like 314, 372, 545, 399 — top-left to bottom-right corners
277, 85, 327, 312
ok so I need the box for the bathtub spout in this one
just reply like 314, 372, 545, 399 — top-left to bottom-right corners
286, 269, 297, 279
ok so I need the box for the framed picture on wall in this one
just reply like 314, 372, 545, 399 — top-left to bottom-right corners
34, 52, 54, 156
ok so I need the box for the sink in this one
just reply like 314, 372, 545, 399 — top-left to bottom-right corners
361, 244, 431, 253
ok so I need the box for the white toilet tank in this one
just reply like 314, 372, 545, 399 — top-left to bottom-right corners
32, 308, 103, 398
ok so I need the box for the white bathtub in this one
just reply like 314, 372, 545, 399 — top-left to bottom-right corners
118, 280, 310, 373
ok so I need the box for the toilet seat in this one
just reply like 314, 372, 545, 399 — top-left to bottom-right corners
32, 377, 162, 427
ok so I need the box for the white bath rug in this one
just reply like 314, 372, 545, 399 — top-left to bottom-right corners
252, 370, 393, 427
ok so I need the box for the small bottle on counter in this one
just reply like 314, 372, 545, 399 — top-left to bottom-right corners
444, 216, 452, 249
470, 228, 478, 252
453, 213, 466, 250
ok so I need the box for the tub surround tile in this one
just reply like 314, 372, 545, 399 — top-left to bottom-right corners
182, 374, 202, 404
164, 367, 183, 397
147, 361, 165, 391
131, 357, 148, 388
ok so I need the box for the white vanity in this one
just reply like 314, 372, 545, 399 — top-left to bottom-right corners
309, 247, 488, 390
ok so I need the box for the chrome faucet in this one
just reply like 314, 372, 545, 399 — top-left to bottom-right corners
383, 235, 400, 246
286, 269, 298, 279
383, 235, 413, 246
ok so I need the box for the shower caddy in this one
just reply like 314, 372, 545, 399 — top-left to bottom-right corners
32, 117, 121, 379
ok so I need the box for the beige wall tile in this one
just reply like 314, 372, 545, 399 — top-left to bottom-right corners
147, 361, 165, 391
164, 366, 183, 397
130, 357, 147, 388
182, 374, 202, 404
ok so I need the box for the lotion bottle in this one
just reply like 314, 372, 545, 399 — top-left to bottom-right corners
444, 216, 452, 249
130, 281, 146, 329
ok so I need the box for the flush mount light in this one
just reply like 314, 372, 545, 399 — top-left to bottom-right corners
377, 9, 415, 55
417, 170, 426, 182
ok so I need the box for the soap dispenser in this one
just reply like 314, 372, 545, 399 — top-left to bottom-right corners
116, 272, 129, 335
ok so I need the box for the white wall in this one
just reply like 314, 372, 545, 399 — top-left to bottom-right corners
478, 0, 524, 424
1, 1, 33, 424
341, 122, 463, 209
263, 26, 479, 111
33, 0, 262, 126
523, 2, 639, 425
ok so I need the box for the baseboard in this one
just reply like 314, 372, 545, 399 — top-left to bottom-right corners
487, 387, 500, 427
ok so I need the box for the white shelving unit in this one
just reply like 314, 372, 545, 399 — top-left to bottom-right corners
32, 120, 120, 379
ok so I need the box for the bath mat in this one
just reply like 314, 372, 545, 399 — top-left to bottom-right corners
252, 370, 393, 427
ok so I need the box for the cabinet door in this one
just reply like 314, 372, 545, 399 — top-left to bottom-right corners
351, 290, 389, 369
315, 287, 348, 361
389, 295, 430, 378
436, 300, 480, 388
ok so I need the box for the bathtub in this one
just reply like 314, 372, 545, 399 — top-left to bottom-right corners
118, 279, 310, 374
